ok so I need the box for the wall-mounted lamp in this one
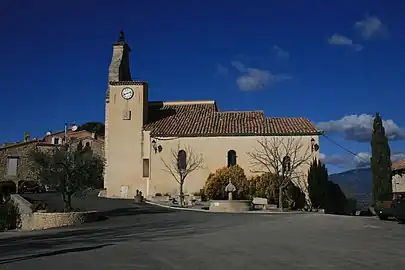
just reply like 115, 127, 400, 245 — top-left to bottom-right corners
151, 140, 163, 153
311, 138, 319, 152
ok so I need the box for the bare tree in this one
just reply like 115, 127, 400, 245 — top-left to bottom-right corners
247, 136, 313, 211
161, 144, 204, 207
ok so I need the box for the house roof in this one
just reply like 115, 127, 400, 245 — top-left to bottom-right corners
144, 101, 321, 137
44, 129, 105, 141
393, 159, 405, 171
0, 140, 58, 150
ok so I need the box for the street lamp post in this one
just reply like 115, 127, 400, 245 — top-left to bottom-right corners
64, 122, 78, 146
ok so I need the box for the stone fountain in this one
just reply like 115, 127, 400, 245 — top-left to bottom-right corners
208, 179, 252, 212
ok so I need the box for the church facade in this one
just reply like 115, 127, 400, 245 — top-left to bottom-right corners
104, 32, 322, 198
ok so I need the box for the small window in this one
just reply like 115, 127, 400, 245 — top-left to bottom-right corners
143, 159, 150, 177
7, 157, 18, 176
282, 156, 291, 172
227, 150, 237, 167
177, 150, 187, 171
52, 137, 60, 145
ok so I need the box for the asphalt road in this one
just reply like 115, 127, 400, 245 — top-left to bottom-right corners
1, 195, 405, 269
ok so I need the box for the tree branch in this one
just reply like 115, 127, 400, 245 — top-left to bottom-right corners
247, 136, 314, 190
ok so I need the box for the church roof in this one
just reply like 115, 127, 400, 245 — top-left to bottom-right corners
144, 101, 321, 137
393, 159, 405, 171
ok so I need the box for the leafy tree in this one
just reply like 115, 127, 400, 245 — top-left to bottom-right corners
78, 122, 105, 136
371, 112, 392, 203
29, 143, 104, 211
161, 144, 204, 207
307, 159, 328, 209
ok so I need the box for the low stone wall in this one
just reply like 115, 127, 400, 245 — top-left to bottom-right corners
10, 194, 101, 230
209, 200, 252, 212
10, 194, 33, 230
30, 211, 100, 230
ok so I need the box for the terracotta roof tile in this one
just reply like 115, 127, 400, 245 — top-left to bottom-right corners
144, 101, 321, 137
393, 159, 405, 171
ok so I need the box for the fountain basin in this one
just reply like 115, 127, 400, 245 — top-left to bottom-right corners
209, 200, 252, 212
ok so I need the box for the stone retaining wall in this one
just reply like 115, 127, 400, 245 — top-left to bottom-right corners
209, 200, 252, 212
10, 194, 101, 230
10, 194, 32, 229
30, 211, 100, 230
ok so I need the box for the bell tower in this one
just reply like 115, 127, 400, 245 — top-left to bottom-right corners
104, 31, 149, 198
104, 30, 132, 191
108, 30, 132, 82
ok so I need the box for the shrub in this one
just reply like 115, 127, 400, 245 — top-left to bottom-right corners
193, 189, 207, 201
30, 201, 48, 212
0, 181, 16, 196
203, 165, 249, 200
0, 202, 20, 231
286, 181, 307, 210
248, 173, 277, 201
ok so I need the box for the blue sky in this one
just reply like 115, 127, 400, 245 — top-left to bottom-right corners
1, 0, 405, 174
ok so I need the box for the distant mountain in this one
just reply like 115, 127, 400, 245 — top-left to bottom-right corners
329, 168, 372, 208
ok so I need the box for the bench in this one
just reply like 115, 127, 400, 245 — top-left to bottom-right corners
252, 197, 268, 210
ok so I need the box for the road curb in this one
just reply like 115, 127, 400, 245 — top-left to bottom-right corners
144, 200, 310, 214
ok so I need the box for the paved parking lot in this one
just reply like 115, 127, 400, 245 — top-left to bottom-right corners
1, 194, 405, 269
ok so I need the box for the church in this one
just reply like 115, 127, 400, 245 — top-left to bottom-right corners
104, 32, 322, 198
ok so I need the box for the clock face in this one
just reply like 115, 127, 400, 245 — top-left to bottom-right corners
121, 87, 134, 100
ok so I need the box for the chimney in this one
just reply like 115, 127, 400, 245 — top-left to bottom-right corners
24, 132, 30, 142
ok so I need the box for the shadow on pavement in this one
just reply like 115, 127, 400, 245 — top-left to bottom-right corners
99, 204, 178, 218
0, 244, 112, 265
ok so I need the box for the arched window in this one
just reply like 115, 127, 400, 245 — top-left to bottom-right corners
227, 150, 237, 167
282, 156, 291, 173
177, 150, 187, 172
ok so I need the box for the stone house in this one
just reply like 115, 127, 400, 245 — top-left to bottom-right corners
0, 130, 104, 189
104, 32, 322, 199
392, 159, 405, 194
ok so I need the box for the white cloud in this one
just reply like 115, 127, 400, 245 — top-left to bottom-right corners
353, 152, 371, 167
272, 45, 290, 60
231, 61, 246, 72
328, 33, 364, 51
321, 152, 369, 168
215, 64, 229, 75
322, 151, 405, 168
317, 114, 405, 142
319, 153, 326, 160
391, 151, 405, 162
320, 153, 346, 166
231, 61, 291, 91
354, 15, 387, 40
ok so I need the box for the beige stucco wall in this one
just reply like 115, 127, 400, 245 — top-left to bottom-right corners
105, 83, 148, 198
105, 128, 320, 198
147, 135, 319, 196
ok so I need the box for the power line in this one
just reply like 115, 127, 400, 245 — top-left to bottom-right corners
321, 133, 371, 164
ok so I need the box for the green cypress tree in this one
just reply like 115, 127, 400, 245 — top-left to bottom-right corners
308, 159, 328, 209
371, 112, 392, 203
